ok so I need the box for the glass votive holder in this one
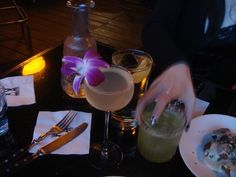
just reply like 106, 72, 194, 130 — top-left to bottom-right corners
0, 84, 15, 159
0, 84, 8, 136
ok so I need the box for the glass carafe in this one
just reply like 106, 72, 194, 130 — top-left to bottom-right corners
61, 0, 97, 98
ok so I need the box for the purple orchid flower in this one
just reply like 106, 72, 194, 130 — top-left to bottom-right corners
61, 49, 109, 94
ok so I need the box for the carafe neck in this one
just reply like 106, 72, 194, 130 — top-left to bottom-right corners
71, 4, 89, 36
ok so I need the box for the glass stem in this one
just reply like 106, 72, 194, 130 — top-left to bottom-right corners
101, 111, 110, 159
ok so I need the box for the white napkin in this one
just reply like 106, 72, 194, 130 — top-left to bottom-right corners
192, 98, 210, 118
30, 110, 92, 155
0, 76, 36, 107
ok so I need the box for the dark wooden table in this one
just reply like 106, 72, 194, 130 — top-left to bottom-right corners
0, 42, 235, 177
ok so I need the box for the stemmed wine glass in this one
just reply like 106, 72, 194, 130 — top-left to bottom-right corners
84, 65, 134, 169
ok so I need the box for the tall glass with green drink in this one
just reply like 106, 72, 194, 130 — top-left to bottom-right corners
137, 100, 186, 163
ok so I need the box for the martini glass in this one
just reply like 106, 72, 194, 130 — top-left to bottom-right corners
84, 65, 134, 169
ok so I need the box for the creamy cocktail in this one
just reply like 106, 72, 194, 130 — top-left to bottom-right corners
84, 66, 134, 169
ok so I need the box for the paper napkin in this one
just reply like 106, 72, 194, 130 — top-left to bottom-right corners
30, 110, 92, 155
0, 75, 36, 107
192, 98, 210, 118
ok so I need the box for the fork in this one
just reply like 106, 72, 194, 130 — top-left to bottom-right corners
1, 110, 77, 165
29, 110, 78, 147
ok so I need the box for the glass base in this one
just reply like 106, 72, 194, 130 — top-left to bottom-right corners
111, 111, 137, 130
88, 141, 123, 170
61, 75, 86, 99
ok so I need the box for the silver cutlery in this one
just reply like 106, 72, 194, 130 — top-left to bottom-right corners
30, 110, 78, 148
4, 87, 20, 96
1, 122, 88, 177
0, 110, 77, 166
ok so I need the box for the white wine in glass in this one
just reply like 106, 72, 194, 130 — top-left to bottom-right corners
84, 65, 134, 169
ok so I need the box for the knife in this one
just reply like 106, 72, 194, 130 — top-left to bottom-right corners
0, 122, 88, 177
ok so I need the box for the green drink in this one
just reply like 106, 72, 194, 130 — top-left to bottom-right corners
137, 100, 186, 163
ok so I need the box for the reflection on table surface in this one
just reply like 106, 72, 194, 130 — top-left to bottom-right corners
0, 42, 235, 177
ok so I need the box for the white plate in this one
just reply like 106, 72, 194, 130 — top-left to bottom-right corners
179, 114, 236, 177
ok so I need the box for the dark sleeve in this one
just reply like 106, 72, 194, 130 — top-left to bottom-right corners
142, 0, 188, 73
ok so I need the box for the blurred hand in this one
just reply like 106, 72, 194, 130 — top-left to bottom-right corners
135, 63, 196, 125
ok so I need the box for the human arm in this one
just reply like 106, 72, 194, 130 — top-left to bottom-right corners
137, 0, 196, 124
135, 63, 196, 125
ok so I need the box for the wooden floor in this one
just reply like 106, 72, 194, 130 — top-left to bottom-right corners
0, 0, 152, 74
